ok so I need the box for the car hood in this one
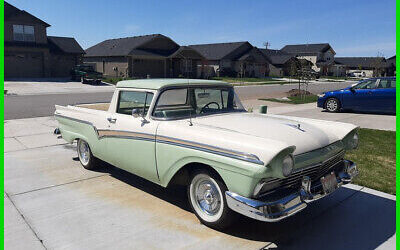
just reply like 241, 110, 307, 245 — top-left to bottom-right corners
193, 112, 354, 154
322, 85, 355, 95
157, 112, 357, 165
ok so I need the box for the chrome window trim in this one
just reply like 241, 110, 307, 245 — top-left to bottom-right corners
150, 85, 246, 121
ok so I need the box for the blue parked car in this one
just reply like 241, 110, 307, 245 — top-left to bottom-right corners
317, 77, 396, 114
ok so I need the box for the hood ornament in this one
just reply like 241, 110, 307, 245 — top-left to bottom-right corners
285, 123, 306, 132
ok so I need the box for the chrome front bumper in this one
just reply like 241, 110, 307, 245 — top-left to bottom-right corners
226, 159, 358, 222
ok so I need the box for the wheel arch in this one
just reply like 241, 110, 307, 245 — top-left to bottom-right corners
166, 162, 226, 188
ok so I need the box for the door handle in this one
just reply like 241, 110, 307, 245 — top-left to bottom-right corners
107, 117, 117, 123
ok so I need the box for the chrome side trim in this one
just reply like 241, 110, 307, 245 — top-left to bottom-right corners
97, 130, 156, 142
226, 160, 358, 222
54, 114, 263, 165
156, 135, 264, 165
54, 114, 94, 126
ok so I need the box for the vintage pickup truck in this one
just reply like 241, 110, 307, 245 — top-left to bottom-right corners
55, 79, 359, 229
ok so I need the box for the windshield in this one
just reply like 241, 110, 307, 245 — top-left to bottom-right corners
153, 86, 246, 119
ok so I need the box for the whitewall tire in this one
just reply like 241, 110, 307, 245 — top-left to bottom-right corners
188, 170, 235, 229
77, 139, 97, 170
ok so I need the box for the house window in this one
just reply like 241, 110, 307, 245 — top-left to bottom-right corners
13, 25, 35, 42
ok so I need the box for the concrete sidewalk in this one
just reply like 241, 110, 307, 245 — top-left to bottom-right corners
4, 80, 115, 96
4, 117, 396, 249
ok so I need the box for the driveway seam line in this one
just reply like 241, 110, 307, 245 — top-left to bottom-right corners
5, 192, 48, 250
4, 142, 70, 153
5, 131, 57, 139
11, 136, 28, 149
10, 174, 109, 197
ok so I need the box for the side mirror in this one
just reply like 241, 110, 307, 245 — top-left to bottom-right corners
349, 87, 356, 93
131, 108, 142, 118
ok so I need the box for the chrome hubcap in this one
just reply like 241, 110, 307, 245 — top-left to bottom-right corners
194, 179, 221, 215
326, 100, 337, 111
78, 140, 90, 165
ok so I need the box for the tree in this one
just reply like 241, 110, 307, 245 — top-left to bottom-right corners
372, 52, 385, 77
288, 59, 298, 83
263, 41, 271, 49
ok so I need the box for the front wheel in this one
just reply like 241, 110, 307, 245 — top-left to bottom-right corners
81, 76, 87, 84
188, 170, 235, 229
77, 139, 97, 170
325, 98, 340, 112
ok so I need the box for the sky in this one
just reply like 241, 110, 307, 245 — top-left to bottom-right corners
7, 0, 396, 57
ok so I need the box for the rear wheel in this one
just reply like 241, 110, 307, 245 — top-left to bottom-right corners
325, 98, 340, 112
188, 170, 235, 229
81, 76, 87, 84
77, 139, 97, 170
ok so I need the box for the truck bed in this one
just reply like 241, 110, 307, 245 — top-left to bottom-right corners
76, 103, 110, 111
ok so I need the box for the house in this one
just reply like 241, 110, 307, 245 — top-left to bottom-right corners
333, 57, 387, 77
259, 49, 311, 77
4, 2, 84, 78
189, 42, 269, 78
281, 43, 335, 75
386, 55, 396, 76
84, 34, 204, 79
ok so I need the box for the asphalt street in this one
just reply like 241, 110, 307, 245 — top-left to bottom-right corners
5, 81, 352, 120
5, 92, 114, 120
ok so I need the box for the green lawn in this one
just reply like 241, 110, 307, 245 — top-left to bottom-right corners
211, 77, 282, 83
319, 76, 362, 81
259, 94, 318, 104
103, 77, 136, 84
231, 81, 292, 86
346, 128, 396, 195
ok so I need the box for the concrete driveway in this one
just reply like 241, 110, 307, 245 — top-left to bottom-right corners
4, 117, 396, 249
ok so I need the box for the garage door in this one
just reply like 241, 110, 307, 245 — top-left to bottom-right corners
5, 52, 44, 78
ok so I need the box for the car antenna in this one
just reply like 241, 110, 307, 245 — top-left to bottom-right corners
182, 51, 193, 126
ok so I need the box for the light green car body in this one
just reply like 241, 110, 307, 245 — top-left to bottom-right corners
55, 79, 357, 198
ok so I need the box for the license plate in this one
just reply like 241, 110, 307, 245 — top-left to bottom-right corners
321, 172, 338, 194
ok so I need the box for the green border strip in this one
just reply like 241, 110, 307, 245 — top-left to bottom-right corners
0, 1, 397, 249
396, 0, 399, 246
396, 0, 399, 248
1, 0, 4, 249
0, 1, 4, 249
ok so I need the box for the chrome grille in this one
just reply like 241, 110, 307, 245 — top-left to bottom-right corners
261, 150, 345, 195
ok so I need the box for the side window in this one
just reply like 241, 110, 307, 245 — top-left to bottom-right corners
157, 88, 188, 106
153, 88, 191, 119
378, 79, 396, 89
354, 80, 377, 89
116, 91, 153, 116
195, 88, 224, 111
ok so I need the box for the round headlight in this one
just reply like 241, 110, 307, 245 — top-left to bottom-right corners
282, 155, 294, 177
317, 93, 325, 98
350, 132, 359, 149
